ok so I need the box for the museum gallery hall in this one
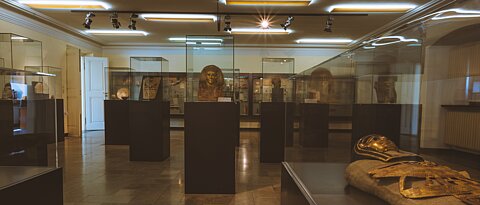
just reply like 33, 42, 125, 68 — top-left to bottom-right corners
1, 0, 480, 204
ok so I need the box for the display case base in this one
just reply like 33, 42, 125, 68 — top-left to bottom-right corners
0, 166, 63, 205
299, 103, 329, 147
260, 102, 294, 163
129, 101, 170, 162
184, 102, 236, 194
104, 100, 130, 145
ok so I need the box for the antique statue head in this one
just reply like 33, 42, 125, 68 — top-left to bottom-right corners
308, 68, 332, 103
375, 76, 397, 104
272, 78, 282, 89
198, 65, 225, 101
200, 65, 224, 88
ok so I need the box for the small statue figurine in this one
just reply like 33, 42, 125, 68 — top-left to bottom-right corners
271, 78, 284, 102
198, 65, 225, 101
375, 76, 397, 104
308, 68, 332, 103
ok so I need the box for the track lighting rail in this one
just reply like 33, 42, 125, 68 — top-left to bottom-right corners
70, 10, 367, 17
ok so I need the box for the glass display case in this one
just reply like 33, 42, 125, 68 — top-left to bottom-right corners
237, 73, 249, 116
25, 66, 63, 99
261, 58, 295, 103
105, 67, 131, 100
0, 33, 43, 70
186, 35, 235, 102
0, 67, 58, 167
130, 57, 169, 102
282, 1, 480, 204
252, 73, 262, 115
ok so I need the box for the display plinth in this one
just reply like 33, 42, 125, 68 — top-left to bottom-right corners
352, 104, 402, 160
129, 101, 170, 161
299, 103, 329, 147
235, 103, 240, 146
0, 166, 63, 205
260, 102, 294, 163
104, 100, 130, 145
184, 102, 236, 194
55, 99, 65, 142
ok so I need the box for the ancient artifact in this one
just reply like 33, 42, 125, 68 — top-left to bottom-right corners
32, 81, 44, 94
198, 65, 225, 101
116, 87, 129, 100
140, 76, 161, 100
347, 134, 480, 205
271, 77, 284, 102
375, 76, 397, 103
308, 68, 332, 103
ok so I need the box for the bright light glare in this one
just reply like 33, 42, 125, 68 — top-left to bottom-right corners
11, 36, 29, 40
296, 38, 353, 44
18, 0, 111, 10
327, 3, 417, 12
260, 20, 270, 29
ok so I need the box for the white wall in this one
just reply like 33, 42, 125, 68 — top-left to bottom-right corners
102, 46, 345, 74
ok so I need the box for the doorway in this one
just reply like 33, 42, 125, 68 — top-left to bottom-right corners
81, 56, 108, 131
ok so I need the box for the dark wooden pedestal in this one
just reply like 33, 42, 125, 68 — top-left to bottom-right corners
184, 102, 236, 194
299, 103, 329, 148
260, 102, 294, 163
55, 99, 65, 142
0, 166, 63, 205
104, 100, 130, 145
234, 103, 240, 146
0, 100, 49, 166
352, 104, 404, 160
129, 101, 170, 161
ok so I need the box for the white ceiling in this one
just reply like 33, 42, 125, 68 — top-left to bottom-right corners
7, 0, 433, 46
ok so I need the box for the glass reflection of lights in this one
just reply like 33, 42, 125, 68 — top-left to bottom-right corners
363, 36, 419, 47
409, 8, 480, 23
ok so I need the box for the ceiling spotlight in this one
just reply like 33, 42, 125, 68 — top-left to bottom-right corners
224, 15, 232, 32
128, 13, 138, 30
83, 12, 95, 29
110, 12, 121, 29
280, 16, 294, 31
260, 20, 270, 29
324, 16, 334, 32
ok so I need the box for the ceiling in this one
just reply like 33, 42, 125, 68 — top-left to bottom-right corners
7, 0, 434, 46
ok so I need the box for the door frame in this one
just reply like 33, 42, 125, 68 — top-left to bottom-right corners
81, 56, 108, 131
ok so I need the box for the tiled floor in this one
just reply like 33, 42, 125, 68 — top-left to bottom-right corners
61, 130, 281, 205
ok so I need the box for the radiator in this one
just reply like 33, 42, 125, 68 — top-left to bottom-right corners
444, 111, 480, 152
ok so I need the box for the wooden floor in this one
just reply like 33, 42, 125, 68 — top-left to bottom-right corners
61, 130, 281, 205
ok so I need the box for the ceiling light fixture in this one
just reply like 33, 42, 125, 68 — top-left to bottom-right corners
363, 36, 419, 47
110, 12, 121, 29
18, 0, 111, 10
328, 3, 417, 13
224, 15, 232, 32
280, 16, 294, 31
141, 14, 217, 22
83, 12, 95, 29
324, 16, 333, 32
85, 30, 149, 36
11, 36, 29, 40
260, 20, 271, 29
229, 28, 292, 34
222, 0, 311, 6
128, 13, 138, 30
296, 38, 353, 44
169, 37, 224, 42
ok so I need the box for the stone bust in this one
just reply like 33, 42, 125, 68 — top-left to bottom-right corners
308, 68, 332, 103
375, 76, 397, 104
198, 65, 225, 101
